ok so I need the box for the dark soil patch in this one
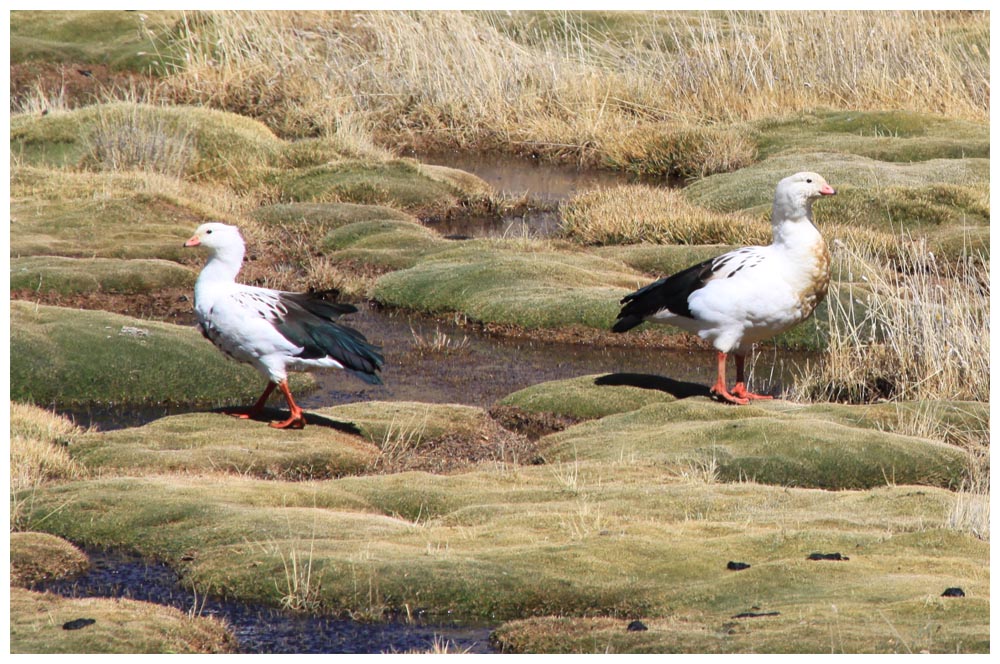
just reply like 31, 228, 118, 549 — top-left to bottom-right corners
10, 62, 159, 111
369, 415, 539, 474
488, 404, 579, 441
12, 288, 197, 325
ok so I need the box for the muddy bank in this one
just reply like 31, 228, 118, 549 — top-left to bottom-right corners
37, 550, 495, 654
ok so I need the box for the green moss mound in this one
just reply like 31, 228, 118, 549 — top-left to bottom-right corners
10, 256, 195, 295
10, 10, 182, 72
324, 401, 491, 447
538, 400, 967, 490
251, 201, 415, 229
11, 103, 283, 183
372, 242, 640, 329
754, 110, 990, 162
322, 219, 446, 271
18, 471, 985, 635
683, 152, 989, 214
10, 166, 225, 261
10, 532, 89, 588
10, 588, 235, 654
272, 159, 482, 212
499, 374, 682, 420
9, 301, 300, 407
72, 412, 378, 480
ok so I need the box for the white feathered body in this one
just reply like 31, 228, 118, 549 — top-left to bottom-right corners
614, 172, 834, 354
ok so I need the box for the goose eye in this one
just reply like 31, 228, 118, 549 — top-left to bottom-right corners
206, 229, 213, 234
806, 178, 813, 183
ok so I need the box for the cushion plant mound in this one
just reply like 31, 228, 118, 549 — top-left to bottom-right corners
322, 219, 446, 271
71, 412, 379, 480
17, 470, 987, 650
10, 256, 195, 295
9, 301, 309, 407
323, 401, 491, 448
10, 193, 210, 262
11, 102, 283, 183
271, 159, 484, 212
10, 532, 90, 588
683, 152, 989, 214
251, 201, 415, 230
10, 10, 182, 72
537, 400, 968, 490
10, 587, 235, 654
498, 374, 684, 421
753, 110, 990, 162
372, 242, 641, 330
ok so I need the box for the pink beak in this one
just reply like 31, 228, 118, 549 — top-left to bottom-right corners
184, 235, 201, 247
819, 184, 836, 196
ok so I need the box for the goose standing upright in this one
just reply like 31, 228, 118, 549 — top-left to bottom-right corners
612, 172, 836, 404
184, 223, 383, 429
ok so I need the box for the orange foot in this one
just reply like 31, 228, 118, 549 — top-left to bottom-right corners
710, 384, 750, 406
269, 414, 305, 429
732, 382, 774, 401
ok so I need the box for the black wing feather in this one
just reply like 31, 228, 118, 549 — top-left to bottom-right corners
612, 256, 717, 333
275, 292, 384, 384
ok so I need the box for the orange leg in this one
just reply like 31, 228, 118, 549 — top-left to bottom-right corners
731, 354, 773, 401
269, 380, 306, 429
709, 351, 749, 405
225, 381, 276, 419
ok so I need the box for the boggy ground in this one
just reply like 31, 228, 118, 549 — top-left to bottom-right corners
9, 10, 989, 654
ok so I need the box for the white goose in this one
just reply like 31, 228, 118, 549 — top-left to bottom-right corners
184, 223, 383, 429
613, 172, 836, 404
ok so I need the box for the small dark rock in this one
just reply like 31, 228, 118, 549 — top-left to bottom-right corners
626, 620, 648, 632
942, 587, 966, 598
807, 552, 849, 561
732, 611, 780, 619
727, 561, 751, 571
63, 618, 96, 630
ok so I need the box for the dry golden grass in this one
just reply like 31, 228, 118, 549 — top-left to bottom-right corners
161, 10, 988, 167
560, 185, 767, 246
791, 237, 989, 405
10, 403, 87, 529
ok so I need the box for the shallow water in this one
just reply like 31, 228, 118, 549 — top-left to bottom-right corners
61, 304, 810, 432
36, 550, 496, 654
417, 152, 668, 238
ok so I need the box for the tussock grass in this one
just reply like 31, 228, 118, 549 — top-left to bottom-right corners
161, 10, 987, 172
10, 403, 86, 529
790, 238, 989, 405
560, 185, 766, 246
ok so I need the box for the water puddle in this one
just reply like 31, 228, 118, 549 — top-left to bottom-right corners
60, 305, 812, 432
36, 550, 496, 654
416, 152, 667, 239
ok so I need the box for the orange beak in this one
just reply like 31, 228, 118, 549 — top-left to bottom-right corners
819, 184, 836, 196
184, 235, 201, 247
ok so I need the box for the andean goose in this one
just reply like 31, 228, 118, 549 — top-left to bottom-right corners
612, 172, 836, 404
184, 222, 383, 429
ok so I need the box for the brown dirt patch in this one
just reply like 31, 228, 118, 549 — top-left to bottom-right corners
368, 415, 540, 475
488, 404, 579, 441
10, 62, 158, 111
11, 288, 197, 325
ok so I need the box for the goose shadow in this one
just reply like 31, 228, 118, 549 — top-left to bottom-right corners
209, 407, 362, 435
593, 373, 710, 400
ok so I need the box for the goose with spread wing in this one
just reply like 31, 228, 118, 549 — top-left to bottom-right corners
185, 222, 383, 429
612, 172, 836, 404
